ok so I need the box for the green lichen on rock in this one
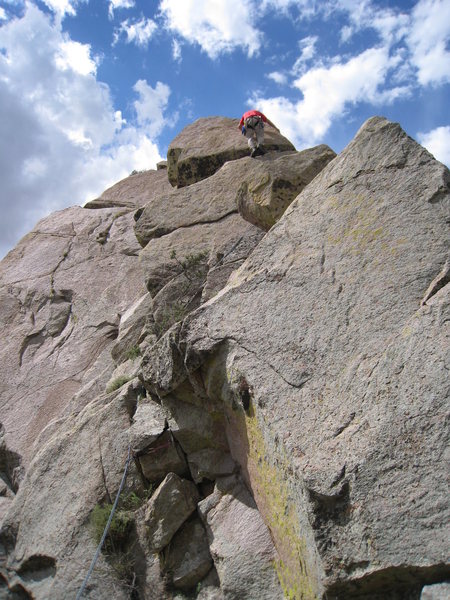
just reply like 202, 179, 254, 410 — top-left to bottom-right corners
235, 402, 319, 600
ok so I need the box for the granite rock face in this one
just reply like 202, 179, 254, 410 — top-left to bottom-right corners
198, 475, 284, 600
150, 117, 449, 598
0, 379, 144, 599
1, 115, 449, 600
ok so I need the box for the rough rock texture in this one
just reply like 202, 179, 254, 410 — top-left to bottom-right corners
167, 116, 295, 188
0, 205, 146, 467
0, 379, 144, 599
134, 159, 246, 248
138, 206, 265, 340
138, 429, 190, 482
0, 115, 305, 599
111, 292, 154, 363
136, 147, 335, 250
1, 115, 448, 600
187, 449, 236, 484
144, 117, 450, 598
236, 145, 336, 230
421, 582, 450, 599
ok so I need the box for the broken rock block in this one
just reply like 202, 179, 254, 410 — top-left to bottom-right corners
84, 168, 172, 209
136, 430, 189, 483
128, 397, 167, 452
111, 292, 153, 364
144, 472, 200, 552
162, 396, 229, 455
198, 475, 283, 600
420, 582, 450, 599
163, 517, 213, 591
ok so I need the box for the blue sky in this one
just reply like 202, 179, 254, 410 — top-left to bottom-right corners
0, 0, 449, 258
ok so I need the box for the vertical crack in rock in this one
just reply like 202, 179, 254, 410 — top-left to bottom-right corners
49, 226, 75, 298
97, 433, 112, 504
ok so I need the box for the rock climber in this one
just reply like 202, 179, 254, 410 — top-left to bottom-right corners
239, 109, 280, 158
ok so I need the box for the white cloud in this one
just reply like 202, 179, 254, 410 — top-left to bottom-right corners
292, 35, 318, 74
333, 0, 449, 87
334, 0, 410, 45
408, 0, 450, 86
267, 71, 288, 85
0, 4, 166, 258
172, 38, 182, 62
252, 47, 408, 147
133, 79, 173, 137
108, 0, 135, 19
114, 16, 157, 47
0, 8, 8, 20
260, 0, 323, 18
243, 0, 449, 160
55, 39, 98, 75
41, 0, 77, 18
418, 126, 450, 167
159, 0, 262, 59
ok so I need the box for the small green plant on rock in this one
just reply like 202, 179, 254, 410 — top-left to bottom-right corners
90, 504, 133, 553
154, 250, 209, 338
89, 486, 154, 592
125, 345, 141, 361
170, 249, 208, 282
106, 375, 132, 393
120, 487, 154, 510
154, 300, 188, 338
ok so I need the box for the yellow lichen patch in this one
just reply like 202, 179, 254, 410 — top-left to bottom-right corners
249, 173, 271, 195
233, 403, 319, 599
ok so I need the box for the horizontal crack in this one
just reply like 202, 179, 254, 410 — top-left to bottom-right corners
140, 209, 239, 245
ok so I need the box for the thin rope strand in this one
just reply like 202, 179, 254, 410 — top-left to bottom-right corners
75, 445, 132, 600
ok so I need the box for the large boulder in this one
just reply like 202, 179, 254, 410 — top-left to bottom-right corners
162, 517, 213, 590
135, 147, 335, 249
167, 116, 295, 188
146, 117, 450, 598
134, 159, 244, 248
236, 145, 336, 230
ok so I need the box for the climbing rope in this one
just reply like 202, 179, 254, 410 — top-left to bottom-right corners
75, 444, 132, 599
